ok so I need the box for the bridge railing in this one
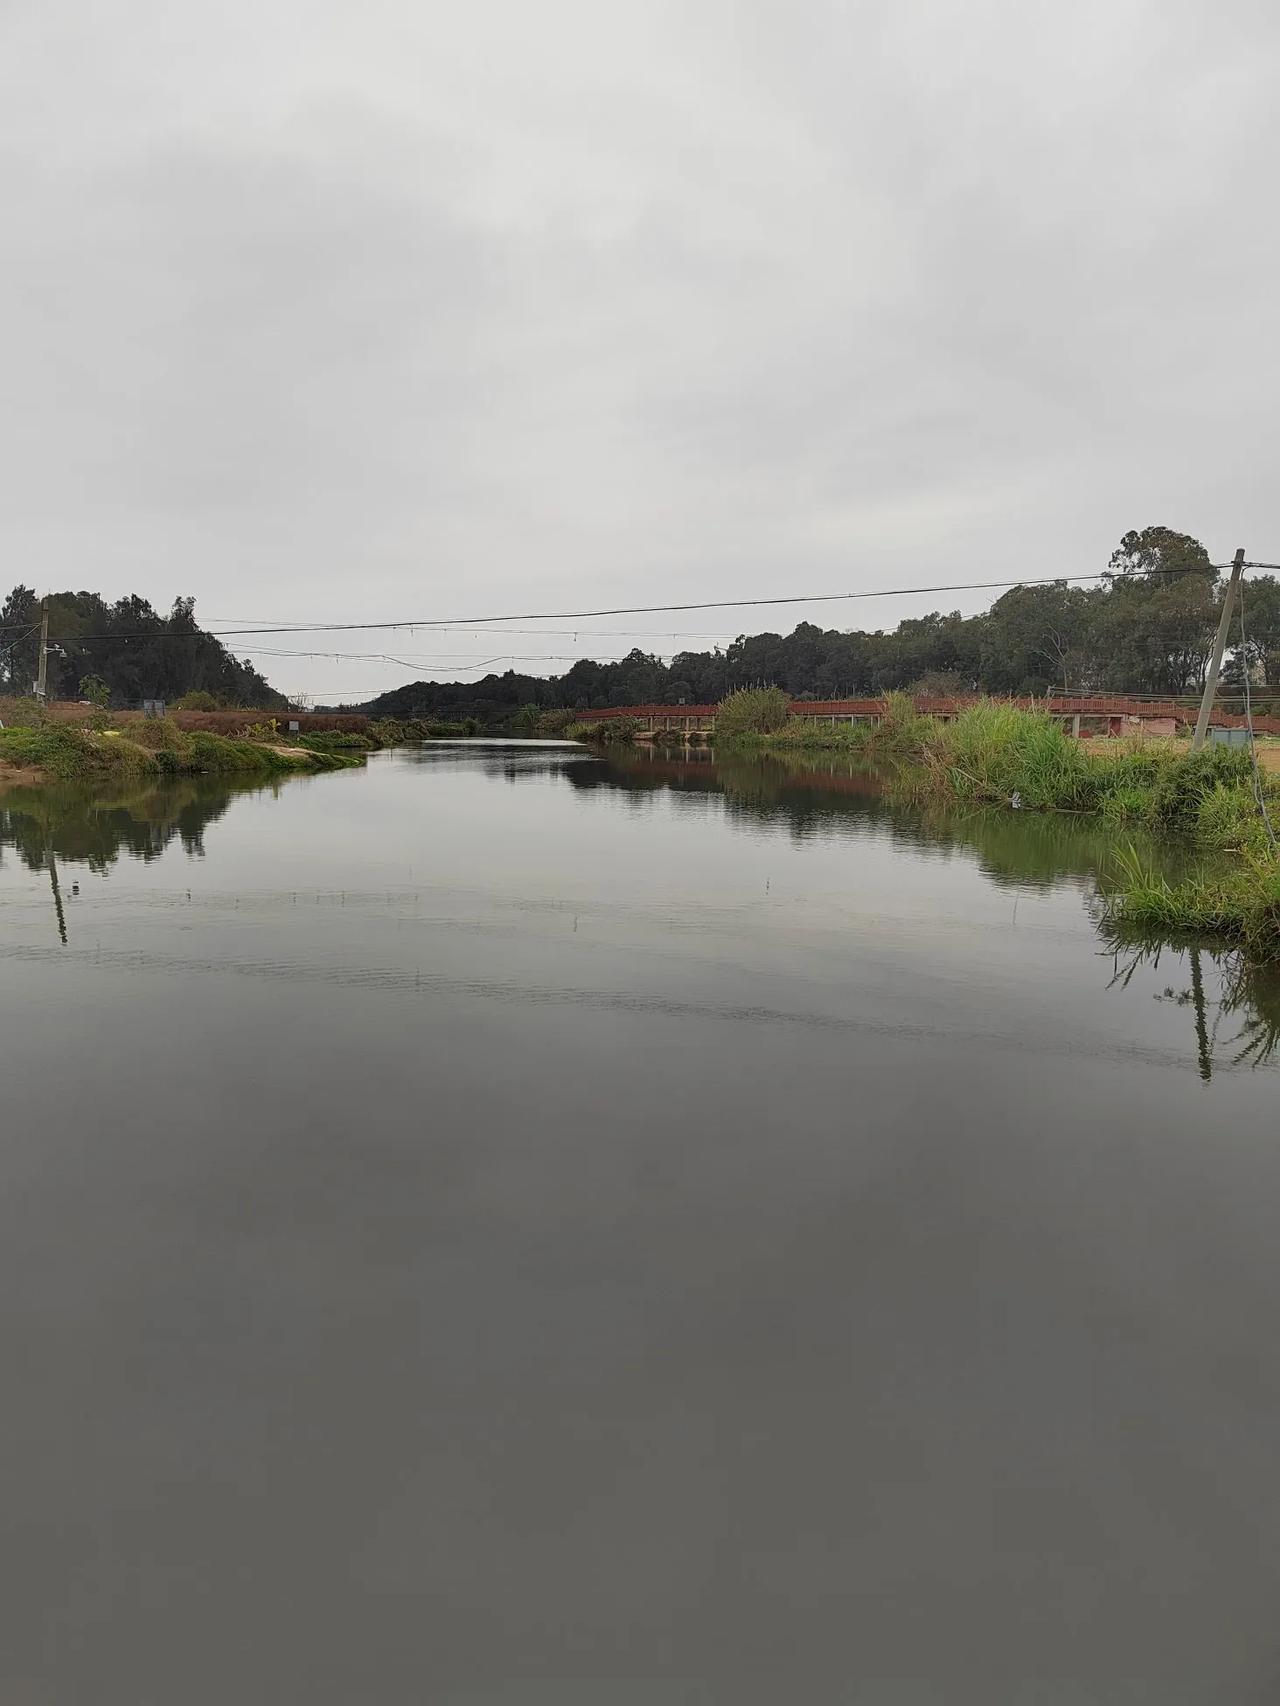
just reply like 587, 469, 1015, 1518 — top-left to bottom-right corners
573, 696, 1280, 736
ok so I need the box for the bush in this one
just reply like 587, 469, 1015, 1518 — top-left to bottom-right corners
121, 714, 186, 747
1195, 781, 1275, 854
535, 708, 578, 736
1145, 744, 1253, 833
296, 731, 371, 753
1107, 843, 1280, 963
366, 716, 472, 746
174, 690, 221, 712
1, 697, 49, 728
716, 687, 791, 736
78, 674, 111, 709
565, 716, 641, 745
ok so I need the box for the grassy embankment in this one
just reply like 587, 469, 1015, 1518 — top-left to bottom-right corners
563, 716, 643, 745
0, 717, 363, 785
732, 696, 1280, 960
0, 709, 482, 786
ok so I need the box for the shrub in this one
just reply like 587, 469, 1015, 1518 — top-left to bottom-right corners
1195, 781, 1274, 854
1, 697, 48, 728
565, 716, 641, 745
1107, 843, 1280, 962
535, 708, 578, 736
78, 674, 111, 708
121, 715, 190, 750
296, 731, 371, 753
1101, 786, 1150, 822
1145, 744, 1253, 833
174, 690, 221, 712
716, 687, 791, 736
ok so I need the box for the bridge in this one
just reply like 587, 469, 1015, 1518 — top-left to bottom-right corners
576, 694, 1280, 739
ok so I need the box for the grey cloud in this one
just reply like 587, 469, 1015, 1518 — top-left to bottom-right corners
1, 0, 1277, 699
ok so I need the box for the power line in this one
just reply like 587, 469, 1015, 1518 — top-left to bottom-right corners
0, 559, 1262, 644
92, 572, 1133, 635
212, 622, 748, 640
0, 563, 1230, 643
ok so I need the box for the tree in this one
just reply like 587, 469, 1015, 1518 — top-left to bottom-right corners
1225, 573, 1280, 687
1, 584, 40, 693
0, 585, 287, 708
347, 524, 1232, 718
1108, 525, 1216, 585
78, 674, 111, 708
981, 584, 1097, 694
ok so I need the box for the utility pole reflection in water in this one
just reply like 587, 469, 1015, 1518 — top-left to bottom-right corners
46, 847, 68, 945
1190, 946, 1211, 1083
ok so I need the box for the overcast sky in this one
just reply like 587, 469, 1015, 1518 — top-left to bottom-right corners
3, 0, 1277, 700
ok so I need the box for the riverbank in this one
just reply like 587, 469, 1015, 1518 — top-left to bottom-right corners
721, 700, 1280, 960
611, 696, 1274, 960
0, 720, 365, 786
0, 709, 488, 788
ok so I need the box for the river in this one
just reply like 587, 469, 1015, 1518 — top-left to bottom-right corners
2, 740, 1279, 1702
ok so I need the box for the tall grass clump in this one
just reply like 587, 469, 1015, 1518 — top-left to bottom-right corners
909, 703, 1095, 809
1144, 742, 1253, 833
295, 730, 372, 754
366, 716, 475, 745
565, 716, 642, 745
1106, 843, 1280, 963
715, 687, 791, 736
867, 690, 939, 757
755, 719, 873, 753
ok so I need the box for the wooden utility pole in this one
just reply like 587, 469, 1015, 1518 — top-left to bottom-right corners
1191, 548, 1246, 752
34, 598, 49, 701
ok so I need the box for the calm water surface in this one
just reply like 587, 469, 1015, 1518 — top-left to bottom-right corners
2, 741, 1279, 1703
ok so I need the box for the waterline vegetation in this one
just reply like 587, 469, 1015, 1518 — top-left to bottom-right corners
705, 694, 1280, 961
0, 707, 486, 787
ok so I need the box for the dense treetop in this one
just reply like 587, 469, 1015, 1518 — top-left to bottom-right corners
8, 530, 1276, 721
354, 528, 1280, 721
0, 589, 284, 708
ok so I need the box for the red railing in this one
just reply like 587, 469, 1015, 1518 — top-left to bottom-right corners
576, 696, 1280, 735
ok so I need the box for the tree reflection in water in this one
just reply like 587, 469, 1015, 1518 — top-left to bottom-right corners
587, 745, 1280, 1073
0, 775, 277, 947
0, 776, 273, 875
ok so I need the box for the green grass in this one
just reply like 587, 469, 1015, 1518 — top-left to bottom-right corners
0, 721, 359, 781
1105, 843, 1280, 962
366, 716, 476, 745
715, 686, 791, 736
723, 720, 874, 754
722, 698, 1280, 964
565, 716, 643, 745
885, 702, 1280, 963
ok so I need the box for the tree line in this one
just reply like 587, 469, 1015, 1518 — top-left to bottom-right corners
356, 527, 1280, 721
0, 587, 284, 708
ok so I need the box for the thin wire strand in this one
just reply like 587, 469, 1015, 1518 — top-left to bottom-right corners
0, 563, 1226, 642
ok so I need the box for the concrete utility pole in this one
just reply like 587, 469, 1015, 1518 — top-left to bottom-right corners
1191, 547, 1246, 753
34, 598, 49, 701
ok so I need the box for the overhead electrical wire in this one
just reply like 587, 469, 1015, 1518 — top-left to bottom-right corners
0, 562, 1240, 643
